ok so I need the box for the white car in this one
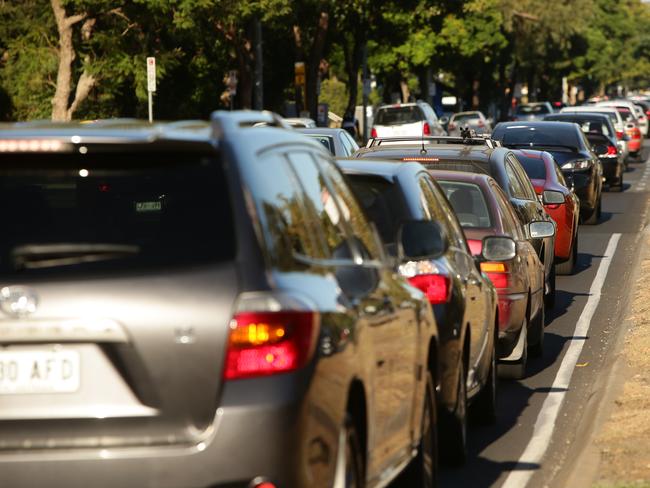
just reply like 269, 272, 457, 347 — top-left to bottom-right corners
596, 100, 646, 137
371, 101, 446, 138
447, 111, 492, 136
561, 106, 630, 160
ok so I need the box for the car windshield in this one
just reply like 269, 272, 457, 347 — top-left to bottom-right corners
515, 154, 548, 180
345, 175, 410, 256
499, 126, 581, 150
516, 104, 550, 115
438, 181, 492, 228
375, 106, 423, 126
0, 151, 234, 276
616, 107, 635, 122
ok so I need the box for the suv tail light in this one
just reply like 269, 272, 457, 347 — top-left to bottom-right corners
423, 122, 431, 135
616, 130, 624, 140
408, 274, 451, 304
370, 127, 377, 138
224, 310, 318, 380
448, 122, 456, 130
606, 145, 617, 156
480, 262, 510, 289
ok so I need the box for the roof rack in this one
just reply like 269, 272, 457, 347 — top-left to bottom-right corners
365, 135, 499, 149
210, 110, 291, 139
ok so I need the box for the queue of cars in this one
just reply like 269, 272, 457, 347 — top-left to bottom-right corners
0, 95, 644, 488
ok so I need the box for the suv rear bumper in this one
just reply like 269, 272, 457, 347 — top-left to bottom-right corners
0, 392, 310, 488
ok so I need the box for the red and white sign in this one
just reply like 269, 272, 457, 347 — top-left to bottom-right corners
147, 57, 156, 92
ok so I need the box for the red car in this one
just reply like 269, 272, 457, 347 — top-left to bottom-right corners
513, 149, 580, 275
432, 170, 549, 378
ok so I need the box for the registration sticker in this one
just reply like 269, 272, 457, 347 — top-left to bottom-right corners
135, 201, 162, 213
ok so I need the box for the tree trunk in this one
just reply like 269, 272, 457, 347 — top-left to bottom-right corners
343, 33, 362, 119
306, 10, 329, 120
50, 0, 94, 121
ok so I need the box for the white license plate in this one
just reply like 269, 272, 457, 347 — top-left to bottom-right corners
0, 350, 80, 394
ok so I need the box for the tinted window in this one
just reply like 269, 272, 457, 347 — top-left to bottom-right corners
452, 113, 481, 123
346, 175, 410, 256
509, 156, 538, 200
320, 161, 383, 260
616, 107, 635, 122
438, 181, 492, 228
516, 104, 551, 115
286, 152, 352, 261
492, 183, 524, 240
497, 125, 581, 149
548, 117, 612, 138
0, 152, 235, 277
515, 153, 548, 180
504, 162, 526, 199
420, 177, 468, 252
375, 106, 424, 125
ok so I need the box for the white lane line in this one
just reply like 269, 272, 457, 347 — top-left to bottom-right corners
500, 233, 622, 488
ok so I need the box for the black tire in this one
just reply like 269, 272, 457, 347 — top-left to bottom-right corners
439, 359, 467, 466
544, 265, 556, 309
472, 328, 497, 425
556, 233, 577, 275
584, 197, 601, 225
528, 299, 545, 358
500, 317, 528, 380
334, 415, 364, 488
403, 371, 439, 488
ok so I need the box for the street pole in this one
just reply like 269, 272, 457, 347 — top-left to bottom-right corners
148, 91, 153, 123
146, 57, 156, 123
253, 17, 264, 110
362, 44, 369, 143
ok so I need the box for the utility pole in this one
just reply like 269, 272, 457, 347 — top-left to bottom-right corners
361, 44, 370, 143
253, 17, 264, 110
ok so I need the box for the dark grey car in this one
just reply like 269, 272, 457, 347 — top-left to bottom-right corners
0, 112, 439, 488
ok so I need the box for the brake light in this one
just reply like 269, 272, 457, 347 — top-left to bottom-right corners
480, 262, 510, 289
616, 130, 624, 140
408, 274, 451, 304
371, 127, 377, 138
224, 311, 317, 380
423, 122, 431, 135
606, 145, 617, 156
646, 110, 650, 118
477, 120, 485, 127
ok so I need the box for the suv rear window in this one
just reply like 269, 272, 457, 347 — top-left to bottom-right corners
498, 126, 581, 150
0, 152, 234, 276
375, 106, 423, 126
516, 104, 551, 115
438, 181, 492, 228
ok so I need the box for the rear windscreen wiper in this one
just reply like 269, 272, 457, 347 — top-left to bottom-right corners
504, 142, 578, 151
11, 243, 140, 270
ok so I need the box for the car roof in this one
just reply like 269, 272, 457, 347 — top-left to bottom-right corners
495, 121, 579, 130
546, 112, 610, 121
337, 158, 426, 182
561, 106, 619, 113
428, 169, 494, 185
295, 128, 344, 136
355, 143, 496, 162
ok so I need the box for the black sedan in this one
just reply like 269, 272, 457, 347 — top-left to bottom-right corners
545, 112, 624, 191
339, 159, 499, 466
492, 121, 604, 224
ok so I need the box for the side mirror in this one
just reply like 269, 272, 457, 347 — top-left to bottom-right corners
543, 190, 565, 205
397, 220, 448, 261
481, 236, 516, 261
529, 221, 555, 239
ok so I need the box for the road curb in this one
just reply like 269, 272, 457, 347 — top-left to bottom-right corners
561, 219, 650, 488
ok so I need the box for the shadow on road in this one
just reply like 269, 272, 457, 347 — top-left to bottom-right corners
572, 251, 605, 276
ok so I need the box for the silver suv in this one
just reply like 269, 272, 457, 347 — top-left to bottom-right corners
0, 112, 440, 488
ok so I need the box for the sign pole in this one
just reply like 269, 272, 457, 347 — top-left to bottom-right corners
146, 57, 156, 123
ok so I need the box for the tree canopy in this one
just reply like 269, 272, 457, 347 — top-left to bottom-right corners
0, 0, 648, 121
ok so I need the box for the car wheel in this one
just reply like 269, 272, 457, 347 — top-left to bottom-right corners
528, 299, 545, 358
544, 265, 556, 309
500, 317, 528, 380
403, 371, 438, 488
611, 173, 624, 192
333, 415, 364, 488
472, 328, 497, 424
439, 358, 467, 466
556, 233, 577, 275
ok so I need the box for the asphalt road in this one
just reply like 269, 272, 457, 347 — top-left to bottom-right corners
439, 141, 650, 488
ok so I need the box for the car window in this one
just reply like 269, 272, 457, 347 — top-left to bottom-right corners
492, 183, 525, 240
504, 160, 526, 199
0, 152, 236, 277
508, 155, 537, 200
285, 151, 355, 262
516, 104, 551, 115
420, 176, 469, 253
306, 135, 334, 155
338, 132, 355, 157
375, 106, 424, 125
438, 180, 492, 228
516, 153, 547, 180
316, 156, 384, 261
